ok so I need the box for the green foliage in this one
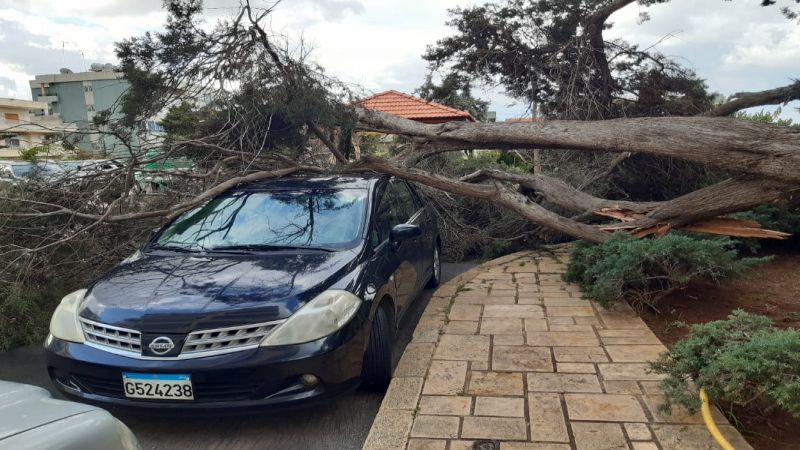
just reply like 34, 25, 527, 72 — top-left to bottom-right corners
564, 233, 767, 309
734, 108, 797, 128
18, 146, 44, 161
650, 310, 800, 419
0, 283, 75, 352
416, 73, 490, 121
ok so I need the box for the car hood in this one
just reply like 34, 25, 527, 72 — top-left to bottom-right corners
0, 381, 94, 440
79, 249, 361, 334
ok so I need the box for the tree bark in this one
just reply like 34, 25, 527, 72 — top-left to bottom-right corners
356, 108, 800, 183
703, 80, 800, 117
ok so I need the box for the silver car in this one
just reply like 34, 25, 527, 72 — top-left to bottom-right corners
0, 381, 140, 450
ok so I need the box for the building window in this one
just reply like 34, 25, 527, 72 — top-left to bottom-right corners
7, 138, 20, 148
84, 85, 93, 92
87, 105, 95, 112
4, 113, 19, 122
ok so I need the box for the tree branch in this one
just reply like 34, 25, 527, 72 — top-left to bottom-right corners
703, 80, 800, 117
356, 107, 800, 183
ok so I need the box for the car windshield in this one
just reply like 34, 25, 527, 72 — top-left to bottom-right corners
11, 163, 65, 177
155, 189, 368, 250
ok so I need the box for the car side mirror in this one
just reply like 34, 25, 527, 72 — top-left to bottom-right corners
390, 224, 421, 244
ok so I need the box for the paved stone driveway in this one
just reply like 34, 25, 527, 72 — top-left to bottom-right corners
363, 248, 753, 450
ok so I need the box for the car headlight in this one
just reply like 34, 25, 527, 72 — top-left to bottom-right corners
260, 290, 362, 347
49, 289, 87, 343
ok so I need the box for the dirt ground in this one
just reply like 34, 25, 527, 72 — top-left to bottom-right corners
640, 250, 800, 450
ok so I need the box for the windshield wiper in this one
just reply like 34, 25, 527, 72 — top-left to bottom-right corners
151, 244, 206, 253
208, 244, 337, 253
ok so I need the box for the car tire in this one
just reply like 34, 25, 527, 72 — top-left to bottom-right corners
426, 244, 441, 288
362, 305, 393, 390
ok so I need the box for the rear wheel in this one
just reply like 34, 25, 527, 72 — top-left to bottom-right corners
426, 244, 441, 288
362, 305, 393, 390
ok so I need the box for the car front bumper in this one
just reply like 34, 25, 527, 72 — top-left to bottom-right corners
45, 320, 369, 411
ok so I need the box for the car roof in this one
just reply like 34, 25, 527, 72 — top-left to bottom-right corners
238, 172, 388, 191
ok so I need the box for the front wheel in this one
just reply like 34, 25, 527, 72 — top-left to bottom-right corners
362, 306, 393, 390
426, 244, 441, 288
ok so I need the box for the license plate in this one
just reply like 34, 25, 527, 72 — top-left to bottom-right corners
122, 372, 194, 400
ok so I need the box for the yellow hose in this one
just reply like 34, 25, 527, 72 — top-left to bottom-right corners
699, 388, 736, 450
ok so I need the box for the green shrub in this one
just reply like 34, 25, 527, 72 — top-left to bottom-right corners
0, 283, 74, 352
563, 233, 767, 310
650, 310, 800, 418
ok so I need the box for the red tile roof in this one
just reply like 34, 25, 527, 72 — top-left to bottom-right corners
358, 90, 475, 123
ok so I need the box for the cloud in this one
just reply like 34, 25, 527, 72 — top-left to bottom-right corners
307, 0, 365, 21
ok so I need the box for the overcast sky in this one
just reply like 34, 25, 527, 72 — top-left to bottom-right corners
0, 0, 797, 121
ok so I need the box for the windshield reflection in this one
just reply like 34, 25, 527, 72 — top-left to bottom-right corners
156, 189, 367, 250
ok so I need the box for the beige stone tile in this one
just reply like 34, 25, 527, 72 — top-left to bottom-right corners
527, 331, 599, 347
424, 297, 451, 316
642, 395, 709, 424
448, 440, 477, 450
553, 347, 609, 363
362, 409, 414, 450
410, 415, 460, 439
624, 423, 652, 441
493, 346, 553, 372
434, 334, 491, 362
449, 304, 483, 321
468, 371, 525, 396
524, 318, 549, 332
598, 329, 659, 338
481, 318, 524, 335
631, 443, 659, 450
540, 285, 569, 292
598, 363, 666, 381
574, 316, 602, 326
494, 334, 525, 346
413, 315, 445, 343
605, 345, 668, 363
537, 290, 573, 298
445, 320, 480, 335
418, 395, 472, 416
639, 381, 663, 395
471, 360, 489, 371
603, 380, 643, 395
501, 444, 572, 450
473, 396, 525, 417
528, 392, 569, 443
461, 416, 528, 440
383, 377, 424, 410
556, 362, 596, 373
564, 393, 648, 422
571, 422, 628, 450
546, 306, 595, 317
650, 424, 754, 450
423, 360, 468, 395
527, 373, 603, 393
395, 342, 436, 377
547, 317, 575, 325
407, 438, 447, 450
543, 298, 591, 306
518, 294, 544, 305
601, 336, 663, 345
484, 304, 544, 319
456, 296, 516, 305
548, 324, 595, 332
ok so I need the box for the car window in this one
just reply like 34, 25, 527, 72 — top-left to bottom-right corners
156, 188, 367, 250
370, 180, 421, 247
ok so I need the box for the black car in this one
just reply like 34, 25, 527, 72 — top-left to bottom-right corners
45, 174, 441, 410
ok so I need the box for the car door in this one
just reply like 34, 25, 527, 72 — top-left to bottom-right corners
370, 179, 419, 315
391, 180, 431, 292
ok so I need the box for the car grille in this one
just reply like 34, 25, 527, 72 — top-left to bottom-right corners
78, 318, 285, 358
70, 373, 262, 401
181, 321, 283, 355
80, 318, 142, 353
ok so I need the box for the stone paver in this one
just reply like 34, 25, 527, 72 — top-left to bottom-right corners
363, 249, 752, 450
